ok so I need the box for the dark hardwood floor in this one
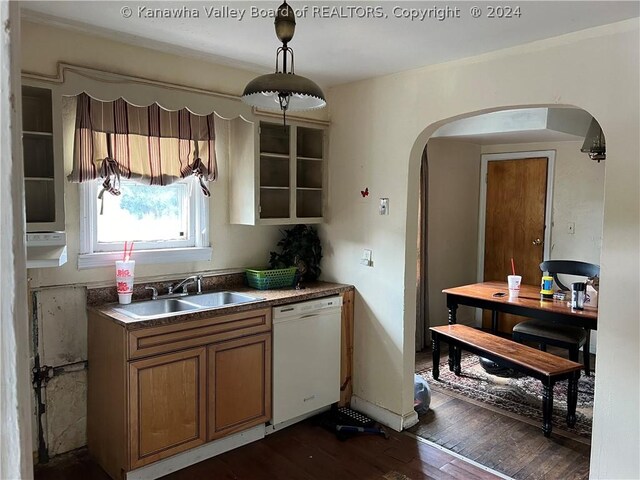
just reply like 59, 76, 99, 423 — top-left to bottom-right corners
35, 420, 502, 480
34, 343, 593, 480
413, 348, 592, 480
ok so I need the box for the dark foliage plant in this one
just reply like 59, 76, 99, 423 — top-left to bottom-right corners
269, 225, 322, 282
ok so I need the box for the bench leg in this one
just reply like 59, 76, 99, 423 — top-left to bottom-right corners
542, 378, 555, 437
431, 332, 440, 380
447, 305, 458, 371
566, 371, 579, 427
453, 345, 462, 376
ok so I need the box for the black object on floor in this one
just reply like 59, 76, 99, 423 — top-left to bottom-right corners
317, 406, 389, 440
479, 356, 523, 377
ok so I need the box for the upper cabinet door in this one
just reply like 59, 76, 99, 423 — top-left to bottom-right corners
128, 347, 207, 469
207, 333, 272, 440
229, 119, 326, 226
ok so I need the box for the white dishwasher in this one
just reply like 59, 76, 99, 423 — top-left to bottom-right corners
270, 296, 342, 431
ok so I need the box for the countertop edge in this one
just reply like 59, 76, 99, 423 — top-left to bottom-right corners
89, 282, 354, 330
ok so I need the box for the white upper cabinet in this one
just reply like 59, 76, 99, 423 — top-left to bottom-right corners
22, 81, 65, 232
229, 119, 327, 225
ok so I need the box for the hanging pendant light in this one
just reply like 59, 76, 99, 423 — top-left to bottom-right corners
580, 117, 606, 162
242, 1, 326, 123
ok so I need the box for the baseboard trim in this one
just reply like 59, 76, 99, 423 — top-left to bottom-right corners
126, 424, 265, 480
350, 395, 419, 432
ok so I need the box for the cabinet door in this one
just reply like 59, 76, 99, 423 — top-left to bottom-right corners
129, 347, 206, 469
208, 333, 271, 440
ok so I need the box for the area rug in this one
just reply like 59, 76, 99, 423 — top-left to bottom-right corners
416, 353, 594, 439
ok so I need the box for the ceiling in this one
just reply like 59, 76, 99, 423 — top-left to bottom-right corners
22, 1, 640, 87
432, 107, 592, 145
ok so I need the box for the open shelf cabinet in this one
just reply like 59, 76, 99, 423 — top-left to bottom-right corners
229, 119, 327, 225
21, 82, 65, 232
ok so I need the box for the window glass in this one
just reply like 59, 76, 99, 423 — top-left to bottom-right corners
96, 181, 189, 245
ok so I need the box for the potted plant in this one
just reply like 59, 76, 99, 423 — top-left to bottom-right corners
269, 225, 322, 285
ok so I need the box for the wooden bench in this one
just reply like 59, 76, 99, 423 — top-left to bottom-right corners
430, 324, 582, 437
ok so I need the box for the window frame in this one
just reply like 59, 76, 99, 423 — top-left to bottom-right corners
78, 177, 211, 269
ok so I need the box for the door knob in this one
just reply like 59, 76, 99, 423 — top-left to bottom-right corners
532, 238, 543, 246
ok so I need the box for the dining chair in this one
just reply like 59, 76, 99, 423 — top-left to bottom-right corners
512, 260, 600, 376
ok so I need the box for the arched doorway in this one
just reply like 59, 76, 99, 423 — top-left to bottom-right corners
408, 105, 604, 479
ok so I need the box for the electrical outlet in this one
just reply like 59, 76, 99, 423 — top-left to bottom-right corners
567, 222, 575, 234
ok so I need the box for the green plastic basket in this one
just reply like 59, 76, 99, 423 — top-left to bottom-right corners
245, 267, 297, 290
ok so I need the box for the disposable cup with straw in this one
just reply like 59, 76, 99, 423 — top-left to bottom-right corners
116, 241, 135, 304
507, 258, 521, 298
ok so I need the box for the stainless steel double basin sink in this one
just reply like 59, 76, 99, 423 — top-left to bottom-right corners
113, 291, 264, 320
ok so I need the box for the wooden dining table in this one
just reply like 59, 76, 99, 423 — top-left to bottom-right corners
442, 281, 598, 371
443, 281, 598, 330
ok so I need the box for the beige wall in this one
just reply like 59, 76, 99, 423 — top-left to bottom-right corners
323, 20, 639, 478
426, 139, 480, 327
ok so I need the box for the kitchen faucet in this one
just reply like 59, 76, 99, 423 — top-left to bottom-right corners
167, 275, 203, 295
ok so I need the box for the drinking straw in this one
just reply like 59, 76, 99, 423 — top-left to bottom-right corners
123, 241, 128, 262
510, 258, 516, 276
127, 241, 135, 261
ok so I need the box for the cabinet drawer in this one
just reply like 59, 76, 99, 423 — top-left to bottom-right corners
128, 308, 271, 359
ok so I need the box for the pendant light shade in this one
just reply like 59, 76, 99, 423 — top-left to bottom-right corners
242, 73, 326, 111
242, 1, 326, 118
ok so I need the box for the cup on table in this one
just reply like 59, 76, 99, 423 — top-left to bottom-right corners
507, 275, 522, 298
116, 260, 135, 304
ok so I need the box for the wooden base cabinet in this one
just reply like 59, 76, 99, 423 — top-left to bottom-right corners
129, 347, 207, 469
208, 333, 271, 440
88, 308, 272, 480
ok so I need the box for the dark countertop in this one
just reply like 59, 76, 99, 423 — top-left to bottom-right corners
90, 281, 354, 330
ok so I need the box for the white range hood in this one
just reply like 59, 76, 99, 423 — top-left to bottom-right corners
26, 232, 67, 268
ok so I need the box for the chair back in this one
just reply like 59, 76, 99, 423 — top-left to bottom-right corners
539, 260, 600, 291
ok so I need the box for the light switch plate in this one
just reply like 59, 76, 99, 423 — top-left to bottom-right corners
379, 198, 389, 215
361, 249, 373, 266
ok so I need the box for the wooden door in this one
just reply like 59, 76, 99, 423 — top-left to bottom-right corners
129, 347, 207, 469
208, 333, 271, 440
483, 157, 548, 333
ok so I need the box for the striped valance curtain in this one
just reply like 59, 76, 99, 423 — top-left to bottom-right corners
68, 92, 217, 196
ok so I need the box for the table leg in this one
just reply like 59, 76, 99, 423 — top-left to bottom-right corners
491, 310, 499, 332
447, 303, 458, 325
447, 302, 458, 371
431, 332, 440, 380
542, 378, 555, 437
566, 371, 579, 427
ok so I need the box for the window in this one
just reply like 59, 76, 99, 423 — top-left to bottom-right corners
79, 177, 210, 269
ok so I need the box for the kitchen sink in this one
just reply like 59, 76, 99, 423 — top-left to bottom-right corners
186, 291, 263, 309
112, 291, 264, 320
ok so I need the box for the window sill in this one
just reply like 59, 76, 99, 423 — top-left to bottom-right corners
78, 247, 212, 270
